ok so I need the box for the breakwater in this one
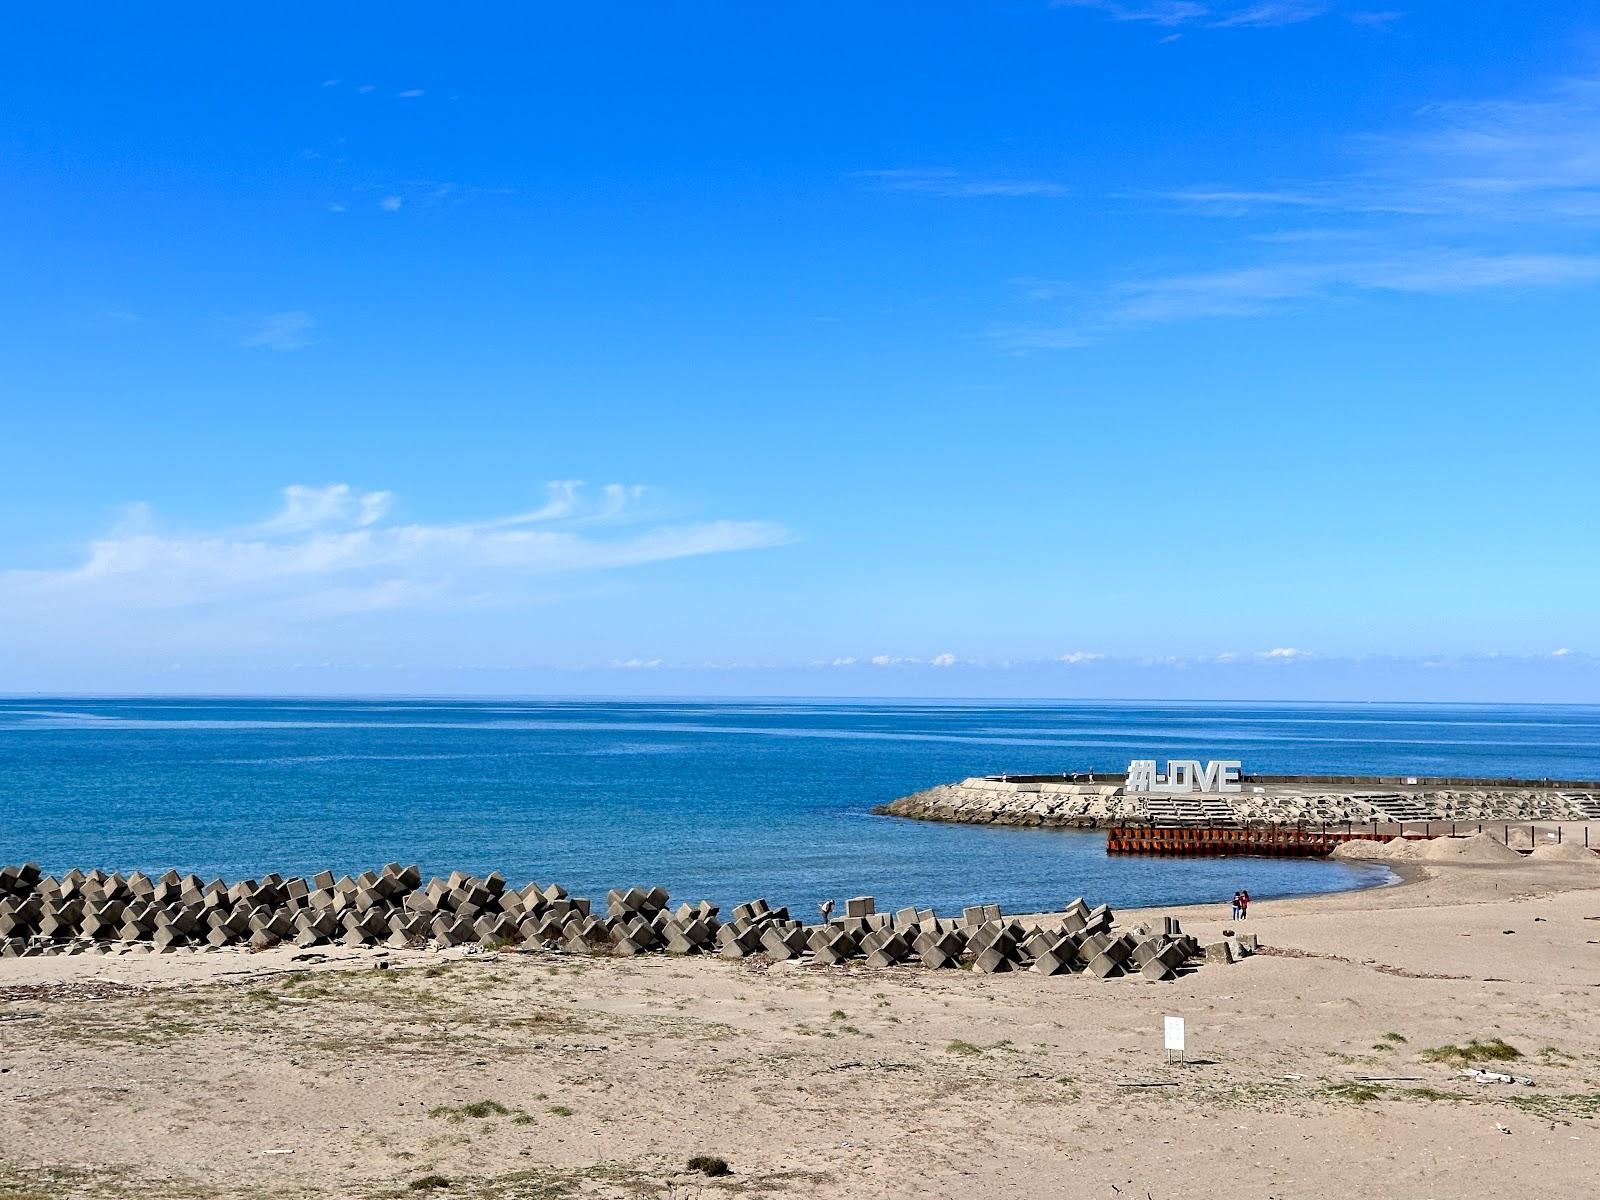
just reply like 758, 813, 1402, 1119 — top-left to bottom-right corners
0, 862, 1238, 981
876, 774, 1600, 828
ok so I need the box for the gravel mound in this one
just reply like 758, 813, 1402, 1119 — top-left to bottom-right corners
1421, 832, 1525, 863
1331, 838, 1421, 861
1528, 841, 1600, 865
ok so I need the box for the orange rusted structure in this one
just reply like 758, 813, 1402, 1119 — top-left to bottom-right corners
1104, 825, 1426, 858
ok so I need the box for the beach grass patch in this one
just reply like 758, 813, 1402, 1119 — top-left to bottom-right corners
1322, 1082, 1385, 1103
547, 1105, 575, 1117
947, 1040, 984, 1056
408, 1175, 452, 1191
1509, 1091, 1600, 1122
428, 1100, 510, 1122
1420, 1038, 1521, 1065
1379, 1032, 1407, 1044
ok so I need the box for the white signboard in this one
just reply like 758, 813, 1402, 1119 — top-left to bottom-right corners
1126, 759, 1242, 794
1164, 1015, 1186, 1055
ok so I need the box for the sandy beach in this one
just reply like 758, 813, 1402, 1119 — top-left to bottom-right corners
3, 856, 1600, 1199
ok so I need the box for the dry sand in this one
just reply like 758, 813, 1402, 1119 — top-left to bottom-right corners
4, 859, 1600, 1199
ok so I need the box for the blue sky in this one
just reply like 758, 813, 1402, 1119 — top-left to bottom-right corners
3, 2, 1599, 700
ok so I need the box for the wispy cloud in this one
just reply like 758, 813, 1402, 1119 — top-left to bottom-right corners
1056, 0, 1327, 28
1060, 650, 1106, 664
0, 482, 789, 624
857, 169, 1071, 199
1005, 72, 1600, 344
256, 484, 394, 534
242, 311, 315, 351
1077, 250, 1600, 331
1164, 76, 1600, 223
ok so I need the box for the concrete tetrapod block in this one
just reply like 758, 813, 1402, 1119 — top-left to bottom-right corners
1086, 950, 1126, 978
913, 929, 964, 969
662, 921, 704, 956
845, 896, 876, 918
1139, 951, 1180, 982
861, 928, 910, 967
808, 925, 857, 965
761, 924, 809, 961
1086, 934, 1135, 978
1023, 929, 1061, 961
1032, 934, 1082, 976
967, 921, 1020, 961
716, 924, 763, 959
973, 944, 1017, 973
1131, 936, 1166, 968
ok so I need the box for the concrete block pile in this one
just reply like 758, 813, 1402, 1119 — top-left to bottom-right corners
0, 863, 1207, 979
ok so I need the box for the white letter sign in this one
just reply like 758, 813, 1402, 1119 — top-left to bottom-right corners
1126, 759, 1243, 793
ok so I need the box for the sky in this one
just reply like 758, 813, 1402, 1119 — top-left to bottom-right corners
2, 2, 1599, 701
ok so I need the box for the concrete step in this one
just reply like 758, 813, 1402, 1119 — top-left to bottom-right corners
1355, 792, 1432, 822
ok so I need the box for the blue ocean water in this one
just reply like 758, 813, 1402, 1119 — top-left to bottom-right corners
5, 698, 1600, 915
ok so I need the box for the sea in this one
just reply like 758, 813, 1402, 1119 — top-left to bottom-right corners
6, 698, 1600, 916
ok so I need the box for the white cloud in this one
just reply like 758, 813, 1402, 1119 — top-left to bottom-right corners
1550, 647, 1574, 658
397, 89, 424, 99
243, 311, 315, 352
380, 196, 403, 212
615, 658, 662, 670
1261, 647, 1312, 660
830, 657, 857, 667
930, 652, 957, 667
1060, 651, 1105, 664
0, 482, 789, 622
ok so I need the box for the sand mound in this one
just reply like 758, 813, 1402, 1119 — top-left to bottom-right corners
1332, 838, 1420, 861
1421, 832, 1525, 863
1529, 841, 1600, 865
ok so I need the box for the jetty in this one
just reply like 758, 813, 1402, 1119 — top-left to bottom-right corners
877, 770, 1600, 857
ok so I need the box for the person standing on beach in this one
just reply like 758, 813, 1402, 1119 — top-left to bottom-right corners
1230, 891, 1242, 920
1239, 890, 1251, 919
819, 898, 835, 924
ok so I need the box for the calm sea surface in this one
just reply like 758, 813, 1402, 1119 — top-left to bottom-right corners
6, 698, 1600, 915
